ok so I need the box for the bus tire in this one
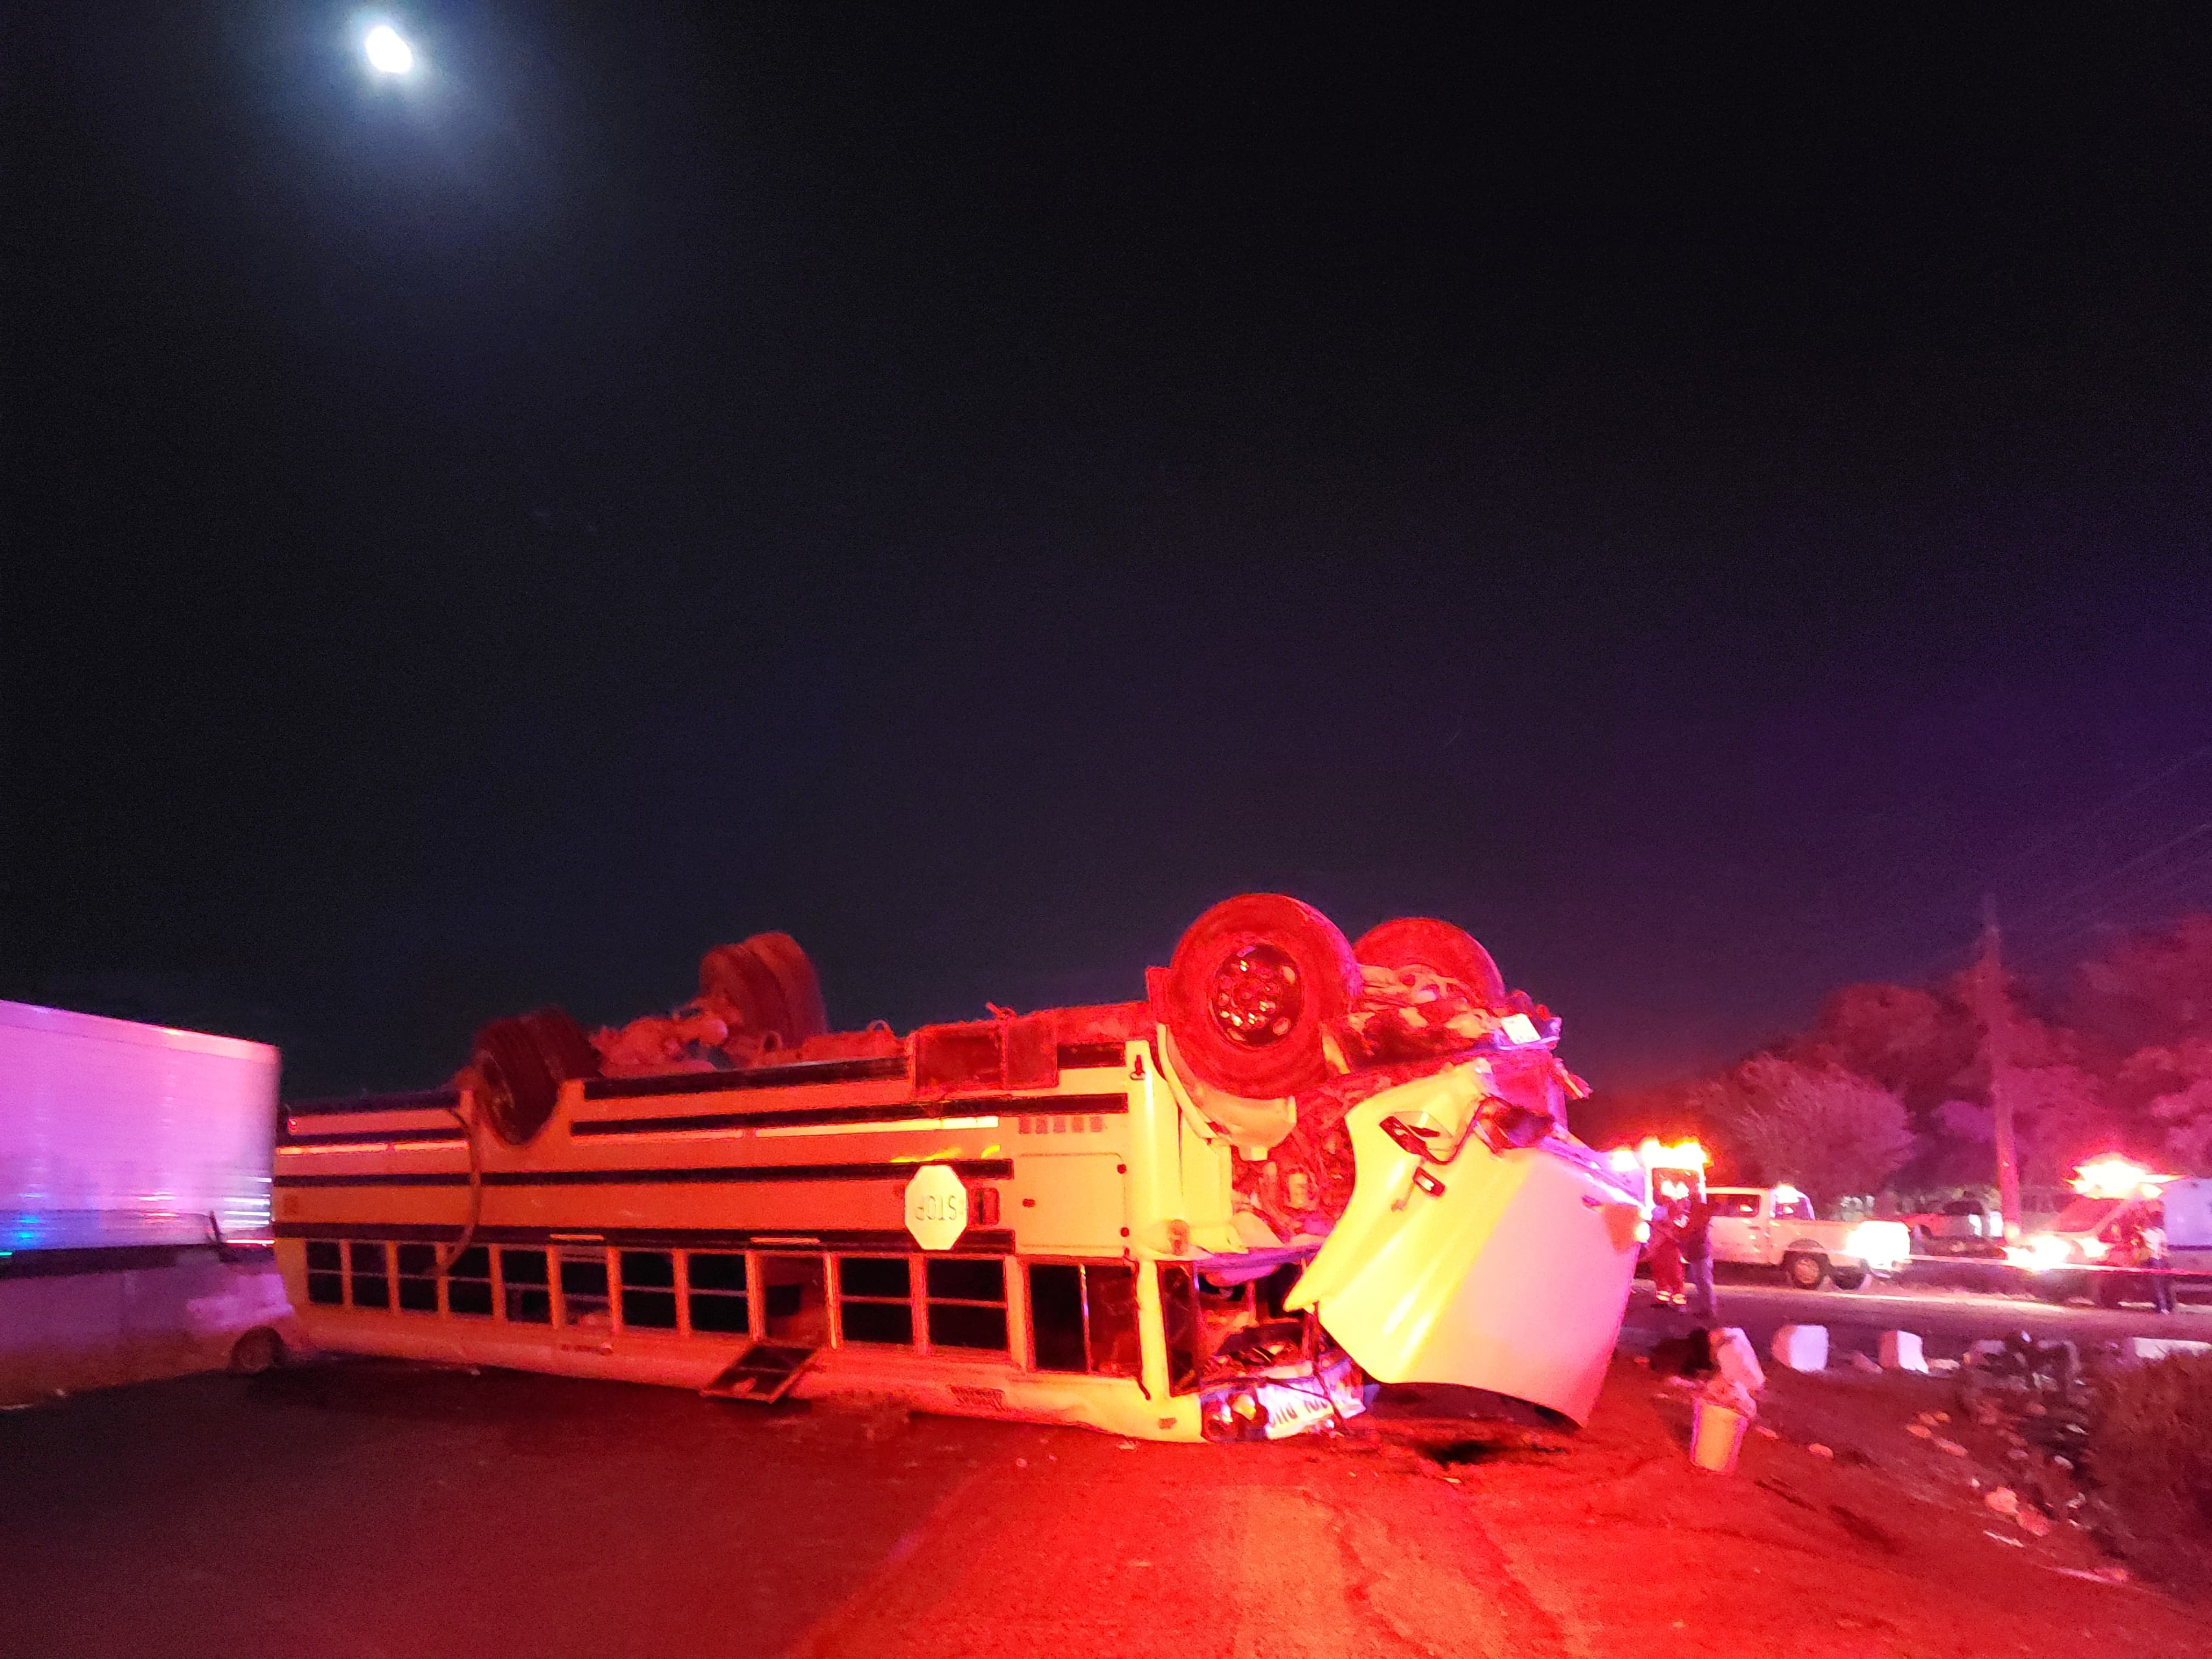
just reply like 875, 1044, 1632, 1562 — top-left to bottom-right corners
700, 940, 794, 1043
521, 1006, 602, 1083
1785, 1251, 1829, 1290
1352, 917, 1506, 1005
229, 1326, 283, 1375
741, 932, 829, 1045
472, 1015, 561, 1145
1159, 894, 1361, 1098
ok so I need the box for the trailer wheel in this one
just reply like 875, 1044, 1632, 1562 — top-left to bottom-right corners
472, 1015, 561, 1146
1158, 894, 1361, 1098
1785, 1251, 1829, 1290
229, 1326, 283, 1375
1352, 917, 1506, 1005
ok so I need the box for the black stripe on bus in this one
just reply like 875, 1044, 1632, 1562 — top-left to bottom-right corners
280, 1127, 469, 1148
284, 1088, 461, 1119
273, 1158, 1016, 1190
273, 1221, 1019, 1254
580, 1056, 910, 1101
1056, 1041, 1132, 1069
573, 1091, 1129, 1138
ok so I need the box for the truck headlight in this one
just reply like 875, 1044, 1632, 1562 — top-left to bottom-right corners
1844, 1222, 1908, 1271
2005, 1233, 2078, 1272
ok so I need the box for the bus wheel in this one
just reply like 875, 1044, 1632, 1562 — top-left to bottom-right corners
1159, 894, 1361, 1098
701, 935, 828, 1048
521, 1007, 602, 1084
229, 1327, 283, 1375
472, 1015, 562, 1145
740, 932, 829, 1045
1352, 917, 1506, 1006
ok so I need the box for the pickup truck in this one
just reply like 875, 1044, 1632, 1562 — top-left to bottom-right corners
1703, 1186, 1912, 1291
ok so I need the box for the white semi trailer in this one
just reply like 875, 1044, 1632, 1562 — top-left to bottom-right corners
0, 999, 295, 1404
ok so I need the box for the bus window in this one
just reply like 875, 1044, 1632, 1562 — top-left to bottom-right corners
559, 1250, 612, 1329
925, 1258, 1007, 1352
1028, 1261, 1141, 1375
447, 1246, 493, 1317
501, 1249, 551, 1323
1087, 1262, 1142, 1379
619, 1251, 678, 1330
761, 1254, 828, 1344
1028, 1264, 1086, 1371
306, 1240, 343, 1306
349, 1241, 390, 1311
1158, 1264, 1201, 1393
837, 1256, 914, 1345
686, 1252, 750, 1335
395, 1244, 439, 1312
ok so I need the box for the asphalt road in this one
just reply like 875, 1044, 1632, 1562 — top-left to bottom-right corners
1622, 1268, 2212, 1359
5, 1341, 2210, 1658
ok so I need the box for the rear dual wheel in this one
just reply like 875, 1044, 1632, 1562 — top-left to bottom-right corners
1352, 917, 1505, 1006
699, 932, 828, 1050
472, 1006, 599, 1146
1157, 895, 1362, 1098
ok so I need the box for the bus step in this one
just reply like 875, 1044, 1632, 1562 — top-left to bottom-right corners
700, 1342, 817, 1404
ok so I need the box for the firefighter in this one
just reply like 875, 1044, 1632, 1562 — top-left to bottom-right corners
1649, 1178, 1688, 1306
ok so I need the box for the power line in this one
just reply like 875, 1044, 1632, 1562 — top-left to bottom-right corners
1815, 739, 2212, 970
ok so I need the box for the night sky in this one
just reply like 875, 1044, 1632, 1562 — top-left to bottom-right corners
10, 8, 2212, 1098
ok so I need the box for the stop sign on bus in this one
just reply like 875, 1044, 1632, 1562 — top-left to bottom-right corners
903, 1164, 968, 1250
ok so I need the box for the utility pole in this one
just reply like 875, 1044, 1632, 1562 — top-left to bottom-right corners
1980, 896, 2022, 1240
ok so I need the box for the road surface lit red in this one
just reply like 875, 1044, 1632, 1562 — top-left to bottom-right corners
1, 1356, 2204, 1658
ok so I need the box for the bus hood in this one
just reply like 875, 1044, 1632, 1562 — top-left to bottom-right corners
1285, 1064, 1644, 1425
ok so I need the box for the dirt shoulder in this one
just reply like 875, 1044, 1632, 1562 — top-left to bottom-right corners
1355, 1357, 2208, 1658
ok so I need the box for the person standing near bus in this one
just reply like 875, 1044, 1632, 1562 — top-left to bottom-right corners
1649, 1181, 1687, 1306
1679, 1180, 1717, 1323
2139, 1206, 2174, 1314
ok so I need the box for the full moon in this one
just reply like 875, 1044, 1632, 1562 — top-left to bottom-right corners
363, 24, 415, 76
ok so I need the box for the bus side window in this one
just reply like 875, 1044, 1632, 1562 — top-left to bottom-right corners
501, 1249, 551, 1324
1086, 1262, 1142, 1379
686, 1252, 751, 1334
559, 1250, 612, 1328
1028, 1264, 1087, 1372
349, 1241, 390, 1311
1027, 1261, 1141, 1376
924, 1257, 1007, 1352
838, 1256, 915, 1345
1158, 1264, 1201, 1394
306, 1240, 344, 1306
620, 1251, 678, 1330
447, 1246, 493, 1317
395, 1243, 439, 1312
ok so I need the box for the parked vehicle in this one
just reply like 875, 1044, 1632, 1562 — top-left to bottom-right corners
1, 1000, 295, 1404
2006, 1166, 2211, 1305
1703, 1185, 1912, 1290
1912, 1196, 2008, 1260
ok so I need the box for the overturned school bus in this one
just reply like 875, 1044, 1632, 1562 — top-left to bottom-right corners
274, 896, 1646, 1441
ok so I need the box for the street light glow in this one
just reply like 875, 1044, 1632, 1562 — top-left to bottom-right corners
363, 23, 415, 76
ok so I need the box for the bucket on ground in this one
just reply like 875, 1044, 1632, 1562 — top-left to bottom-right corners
1690, 1397, 1750, 1473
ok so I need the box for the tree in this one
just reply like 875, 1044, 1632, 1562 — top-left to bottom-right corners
1692, 1054, 1915, 1213
1793, 982, 1977, 1116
